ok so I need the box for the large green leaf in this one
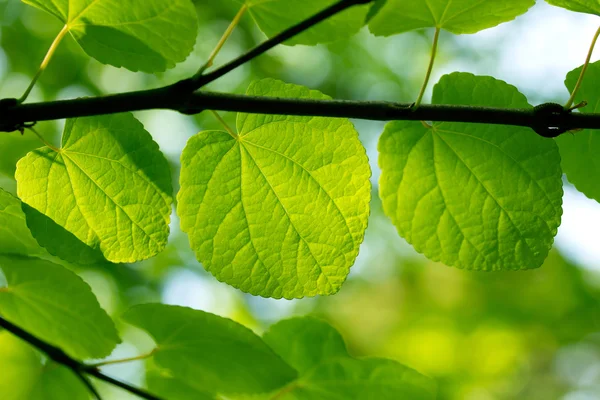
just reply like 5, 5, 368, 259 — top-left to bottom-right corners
545, 0, 600, 15
146, 370, 216, 400
234, 0, 370, 46
270, 358, 436, 400
178, 79, 371, 299
557, 62, 600, 203
0, 188, 47, 258
16, 113, 172, 264
123, 304, 297, 395
369, 0, 534, 36
0, 256, 120, 359
21, 0, 198, 72
0, 332, 89, 400
379, 73, 563, 271
263, 317, 348, 373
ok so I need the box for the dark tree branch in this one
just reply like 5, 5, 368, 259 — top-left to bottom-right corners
1, 90, 598, 136
0, 316, 163, 400
183, 0, 376, 90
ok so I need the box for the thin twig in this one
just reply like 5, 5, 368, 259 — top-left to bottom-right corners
415, 27, 441, 108
565, 25, 600, 109
87, 349, 156, 369
0, 316, 164, 400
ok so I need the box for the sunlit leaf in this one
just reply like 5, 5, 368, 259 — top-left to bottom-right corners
234, 0, 370, 46
0, 332, 89, 400
379, 73, 563, 271
0, 256, 121, 359
16, 113, 172, 264
545, 0, 600, 16
369, 0, 534, 36
263, 317, 348, 373
123, 303, 297, 395
21, 0, 198, 72
557, 62, 600, 203
178, 79, 371, 299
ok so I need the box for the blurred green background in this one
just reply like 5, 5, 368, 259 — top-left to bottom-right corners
1, 0, 600, 399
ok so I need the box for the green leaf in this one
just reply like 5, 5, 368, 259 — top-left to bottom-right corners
379, 73, 563, 271
271, 358, 436, 400
16, 113, 173, 264
0, 255, 121, 360
123, 303, 297, 395
557, 62, 600, 202
0, 332, 89, 400
0, 188, 47, 258
369, 0, 534, 36
21, 0, 198, 72
263, 317, 348, 373
234, 0, 370, 46
545, 0, 600, 15
147, 370, 216, 400
178, 79, 371, 299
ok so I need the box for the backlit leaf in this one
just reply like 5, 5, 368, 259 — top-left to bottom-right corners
16, 113, 173, 264
545, 0, 600, 16
379, 73, 563, 271
178, 79, 371, 299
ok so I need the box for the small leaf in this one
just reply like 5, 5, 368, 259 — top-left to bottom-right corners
178, 79, 371, 299
557, 62, 600, 202
0, 332, 89, 400
379, 73, 563, 271
0, 188, 47, 258
16, 113, 173, 264
234, 0, 370, 46
369, 0, 534, 36
0, 255, 121, 359
271, 358, 436, 400
263, 317, 348, 373
123, 304, 297, 395
21, 0, 198, 72
545, 0, 600, 16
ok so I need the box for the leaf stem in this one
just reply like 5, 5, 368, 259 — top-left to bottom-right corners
415, 27, 441, 109
565, 25, 600, 109
195, 5, 248, 78
28, 127, 61, 153
19, 25, 69, 104
87, 349, 157, 368
211, 110, 238, 139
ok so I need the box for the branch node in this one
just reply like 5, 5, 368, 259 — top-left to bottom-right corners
532, 102, 570, 138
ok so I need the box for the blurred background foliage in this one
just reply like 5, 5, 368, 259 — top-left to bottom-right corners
1, 0, 600, 399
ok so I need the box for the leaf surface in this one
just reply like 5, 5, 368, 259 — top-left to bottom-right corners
379, 73, 563, 271
21, 0, 198, 72
16, 113, 172, 264
123, 303, 297, 395
178, 79, 371, 299
0, 256, 120, 359
234, 0, 370, 46
369, 0, 534, 36
545, 0, 600, 15
557, 62, 600, 202
0, 188, 47, 258
263, 317, 348, 373
271, 358, 436, 400
0, 332, 89, 400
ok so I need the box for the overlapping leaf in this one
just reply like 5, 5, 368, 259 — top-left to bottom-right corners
270, 358, 436, 400
22, 0, 198, 72
263, 317, 348, 373
123, 304, 297, 395
16, 113, 173, 264
0, 189, 47, 258
379, 73, 563, 271
178, 79, 371, 299
557, 62, 600, 202
369, 0, 535, 36
0, 333, 89, 400
545, 0, 600, 16
0, 256, 120, 359
234, 0, 370, 46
